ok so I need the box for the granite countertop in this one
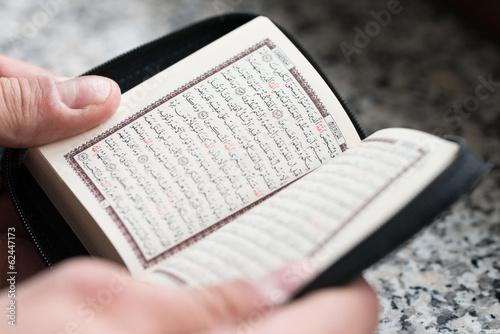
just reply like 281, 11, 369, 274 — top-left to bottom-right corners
1, 0, 499, 332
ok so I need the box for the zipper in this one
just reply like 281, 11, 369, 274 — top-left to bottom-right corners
2, 148, 53, 267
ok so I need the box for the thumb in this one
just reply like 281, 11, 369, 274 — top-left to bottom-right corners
148, 260, 317, 333
0, 75, 120, 147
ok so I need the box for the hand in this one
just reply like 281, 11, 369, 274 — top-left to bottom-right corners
1, 258, 379, 333
0, 55, 379, 333
0, 55, 121, 284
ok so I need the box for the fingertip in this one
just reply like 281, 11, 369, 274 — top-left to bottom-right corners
350, 277, 380, 332
44, 75, 121, 144
107, 77, 122, 116
259, 277, 380, 334
84, 76, 122, 125
57, 75, 121, 118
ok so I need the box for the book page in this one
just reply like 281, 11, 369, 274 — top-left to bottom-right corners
26, 16, 361, 274
145, 128, 460, 286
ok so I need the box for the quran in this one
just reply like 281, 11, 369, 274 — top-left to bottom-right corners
24, 16, 486, 296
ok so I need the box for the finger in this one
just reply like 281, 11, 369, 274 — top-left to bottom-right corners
0, 75, 121, 147
0, 54, 56, 77
4, 258, 130, 333
9, 258, 378, 334
140, 259, 320, 333
252, 277, 380, 334
132, 278, 267, 333
19, 259, 264, 333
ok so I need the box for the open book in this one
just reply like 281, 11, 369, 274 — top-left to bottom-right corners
24, 16, 486, 296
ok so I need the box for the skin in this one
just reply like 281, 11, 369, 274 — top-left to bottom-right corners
0, 55, 379, 334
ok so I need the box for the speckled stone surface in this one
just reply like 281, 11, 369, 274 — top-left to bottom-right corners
1, 0, 499, 332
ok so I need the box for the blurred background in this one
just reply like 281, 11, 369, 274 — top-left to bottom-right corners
1, 0, 499, 332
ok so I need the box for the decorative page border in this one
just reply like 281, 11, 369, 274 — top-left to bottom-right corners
65, 39, 346, 268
